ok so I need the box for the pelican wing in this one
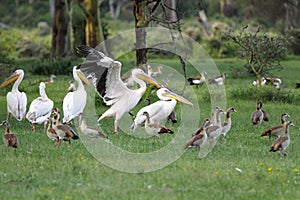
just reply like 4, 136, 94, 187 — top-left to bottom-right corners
103, 63, 130, 105
63, 91, 87, 122
26, 97, 53, 123
76, 45, 130, 105
6, 92, 18, 117
7, 91, 27, 121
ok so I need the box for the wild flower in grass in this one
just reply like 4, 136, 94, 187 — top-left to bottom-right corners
215, 171, 220, 177
293, 168, 299, 173
257, 162, 265, 166
78, 154, 86, 163
43, 187, 52, 193
267, 167, 273, 172
64, 195, 72, 199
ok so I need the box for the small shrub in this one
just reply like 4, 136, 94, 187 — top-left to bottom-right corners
286, 29, 300, 55
0, 54, 17, 82
30, 57, 79, 76
229, 85, 298, 103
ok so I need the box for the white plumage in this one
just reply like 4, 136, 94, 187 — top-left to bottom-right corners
26, 82, 54, 131
63, 66, 91, 123
76, 45, 163, 133
131, 88, 192, 131
0, 69, 27, 121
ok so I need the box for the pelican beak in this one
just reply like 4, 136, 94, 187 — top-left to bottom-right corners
163, 90, 193, 106
136, 73, 164, 88
77, 70, 92, 86
0, 71, 19, 88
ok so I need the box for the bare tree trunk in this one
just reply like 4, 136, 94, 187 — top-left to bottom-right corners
109, 0, 115, 19
49, 0, 55, 18
97, 0, 107, 54
51, 0, 68, 56
285, 0, 300, 29
109, 0, 125, 20
198, 9, 210, 37
166, 0, 177, 21
115, 0, 124, 19
220, 0, 225, 16
65, 0, 73, 55
134, 0, 150, 68
83, 0, 99, 47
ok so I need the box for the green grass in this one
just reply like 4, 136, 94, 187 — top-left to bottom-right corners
0, 57, 300, 199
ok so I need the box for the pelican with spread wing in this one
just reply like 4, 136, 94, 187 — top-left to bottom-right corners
0, 69, 27, 121
76, 45, 163, 133
62, 66, 91, 123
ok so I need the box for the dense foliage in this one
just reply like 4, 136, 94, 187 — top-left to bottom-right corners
225, 26, 288, 82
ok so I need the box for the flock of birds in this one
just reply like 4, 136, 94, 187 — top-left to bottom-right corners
251, 101, 295, 156
0, 45, 295, 157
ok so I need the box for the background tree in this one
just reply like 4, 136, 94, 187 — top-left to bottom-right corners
226, 26, 288, 86
133, 0, 183, 68
51, 0, 68, 56
77, 0, 106, 48
109, 0, 127, 19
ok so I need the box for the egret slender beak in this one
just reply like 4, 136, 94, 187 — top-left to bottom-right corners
163, 90, 193, 106
136, 73, 164, 88
77, 70, 92, 86
0, 72, 19, 88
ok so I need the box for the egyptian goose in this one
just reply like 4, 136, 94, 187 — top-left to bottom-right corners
269, 121, 294, 156
167, 110, 177, 125
143, 111, 173, 140
206, 107, 225, 145
67, 81, 76, 93
184, 118, 210, 151
45, 74, 56, 84
78, 113, 107, 140
46, 117, 60, 147
221, 107, 237, 144
253, 77, 266, 86
210, 106, 222, 126
187, 71, 207, 88
251, 101, 268, 125
208, 73, 226, 86
261, 113, 290, 139
52, 108, 79, 146
265, 77, 281, 89
147, 65, 162, 78
0, 120, 18, 151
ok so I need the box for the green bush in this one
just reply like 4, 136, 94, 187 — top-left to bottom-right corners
229, 85, 299, 103
286, 29, 300, 55
0, 54, 17, 82
30, 57, 79, 76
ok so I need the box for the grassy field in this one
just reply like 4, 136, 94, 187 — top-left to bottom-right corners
0, 57, 300, 199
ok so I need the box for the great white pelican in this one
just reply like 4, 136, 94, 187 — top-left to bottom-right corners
131, 87, 193, 131
26, 82, 54, 131
76, 45, 163, 133
0, 69, 27, 121
62, 66, 91, 123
